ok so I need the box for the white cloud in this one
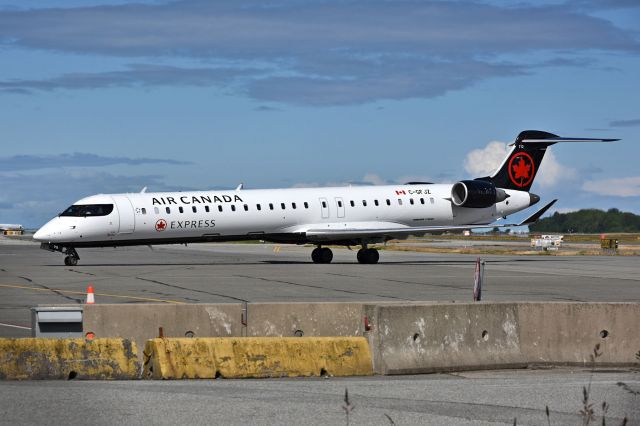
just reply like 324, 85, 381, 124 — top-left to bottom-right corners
464, 141, 510, 176
535, 148, 577, 188
464, 142, 575, 188
582, 176, 640, 197
362, 173, 387, 186
554, 207, 580, 214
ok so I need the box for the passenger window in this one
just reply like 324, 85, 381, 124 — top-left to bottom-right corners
218, 205, 223, 212
374, 200, 379, 206
386, 199, 391, 206
338, 201, 343, 207
141, 208, 147, 215
244, 204, 249, 211
179, 206, 184, 213
292, 202, 297, 209
362, 200, 367, 207
281, 203, 286, 210
420, 198, 425, 205
430, 198, 435, 204
257, 204, 261, 211
166, 207, 171, 214
398, 199, 403, 205
192, 206, 197, 213
269, 203, 274, 210
231, 205, 236, 212
350, 200, 355, 207
304, 202, 309, 209
322, 201, 327, 208
410, 198, 414, 205
154, 207, 159, 214
205, 206, 210, 213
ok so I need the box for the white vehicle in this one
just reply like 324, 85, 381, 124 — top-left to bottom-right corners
33, 130, 616, 265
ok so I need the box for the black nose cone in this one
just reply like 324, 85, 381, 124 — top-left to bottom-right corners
529, 193, 540, 206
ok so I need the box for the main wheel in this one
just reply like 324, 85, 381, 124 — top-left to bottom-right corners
64, 256, 78, 266
311, 248, 322, 263
367, 248, 379, 264
320, 248, 333, 264
357, 248, 379, 264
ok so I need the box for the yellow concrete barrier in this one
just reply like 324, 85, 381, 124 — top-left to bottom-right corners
0, 338, 140, 380
143, 337, 373, 379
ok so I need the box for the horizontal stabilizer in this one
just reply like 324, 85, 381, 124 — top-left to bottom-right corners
518, 199, 557, 226
517, 137, 619, 144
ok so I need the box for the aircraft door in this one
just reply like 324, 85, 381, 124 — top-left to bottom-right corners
319, 197, 330, 219
335, 197, 345, 218
112, 195, 135, 234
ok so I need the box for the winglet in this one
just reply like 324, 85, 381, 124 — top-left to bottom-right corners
518, 199, 557, 226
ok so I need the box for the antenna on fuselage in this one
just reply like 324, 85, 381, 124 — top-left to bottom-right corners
140, 187, 148, 193
236, 183, 244, 191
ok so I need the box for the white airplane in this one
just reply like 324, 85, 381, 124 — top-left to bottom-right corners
0, 224, 24, 230
33, 130, 616, 266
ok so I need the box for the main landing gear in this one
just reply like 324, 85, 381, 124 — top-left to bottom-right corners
311, 247, 333, 264
357, 247, 379, 264
310, 245, 380, 264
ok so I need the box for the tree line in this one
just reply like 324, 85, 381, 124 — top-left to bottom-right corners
529, 208, 640, 233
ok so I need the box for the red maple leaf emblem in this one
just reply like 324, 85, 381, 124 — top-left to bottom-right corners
507, 152, 535, 188
155, 219, 167, 231
512, 157, 531, 180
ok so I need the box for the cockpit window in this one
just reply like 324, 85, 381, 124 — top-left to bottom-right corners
60, 204, 114, 217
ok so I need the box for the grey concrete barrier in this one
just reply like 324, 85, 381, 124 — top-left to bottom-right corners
80, 302, 640, 375
83, 302, 370, 357
518, 302, 639, 366
83, 303, 243, 356
364, 302, 640, 375
246, 302, 366, 337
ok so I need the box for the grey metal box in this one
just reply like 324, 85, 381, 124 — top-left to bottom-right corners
31, 306, 84, 338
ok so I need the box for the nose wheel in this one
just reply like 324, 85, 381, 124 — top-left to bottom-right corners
357, 248, 379, 264
64, 255, 78, 266
311, 247, 333, 264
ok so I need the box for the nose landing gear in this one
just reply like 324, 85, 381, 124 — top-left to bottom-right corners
311, 247, 333, 264
40, 243, 80, 266
64, 254, 79, 266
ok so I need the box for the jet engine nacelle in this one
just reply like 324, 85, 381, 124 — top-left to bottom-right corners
451, 180, 508, 208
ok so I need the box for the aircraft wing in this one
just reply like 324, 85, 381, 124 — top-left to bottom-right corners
305, 199, 557, 241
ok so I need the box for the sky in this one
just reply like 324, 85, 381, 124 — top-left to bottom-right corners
0, 0, 639, 228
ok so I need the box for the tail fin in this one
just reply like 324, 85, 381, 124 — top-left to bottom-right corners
476, 130, 618, 192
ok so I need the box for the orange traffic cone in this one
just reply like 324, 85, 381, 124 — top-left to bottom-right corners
86, 285, 95, 304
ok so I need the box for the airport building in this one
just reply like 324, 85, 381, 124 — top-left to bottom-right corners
0, 224, 24, 236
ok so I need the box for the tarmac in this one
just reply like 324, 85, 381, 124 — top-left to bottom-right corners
1, 237, 639, 337
0, 369, 637, 425
1, 237, 639, 424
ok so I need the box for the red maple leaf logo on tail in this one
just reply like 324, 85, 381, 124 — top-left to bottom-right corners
512, 158, 531, 180
507, 152, 535, 187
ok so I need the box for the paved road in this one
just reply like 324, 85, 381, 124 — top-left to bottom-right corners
1, 238, 639, 336
0, 369, 637, 425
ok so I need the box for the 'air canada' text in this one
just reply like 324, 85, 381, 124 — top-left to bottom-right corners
152, 194, 243, 206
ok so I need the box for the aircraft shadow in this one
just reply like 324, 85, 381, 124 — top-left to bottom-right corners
43, 257, 566, 267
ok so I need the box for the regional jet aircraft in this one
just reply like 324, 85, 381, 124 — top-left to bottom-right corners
33, 130, 616, 265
